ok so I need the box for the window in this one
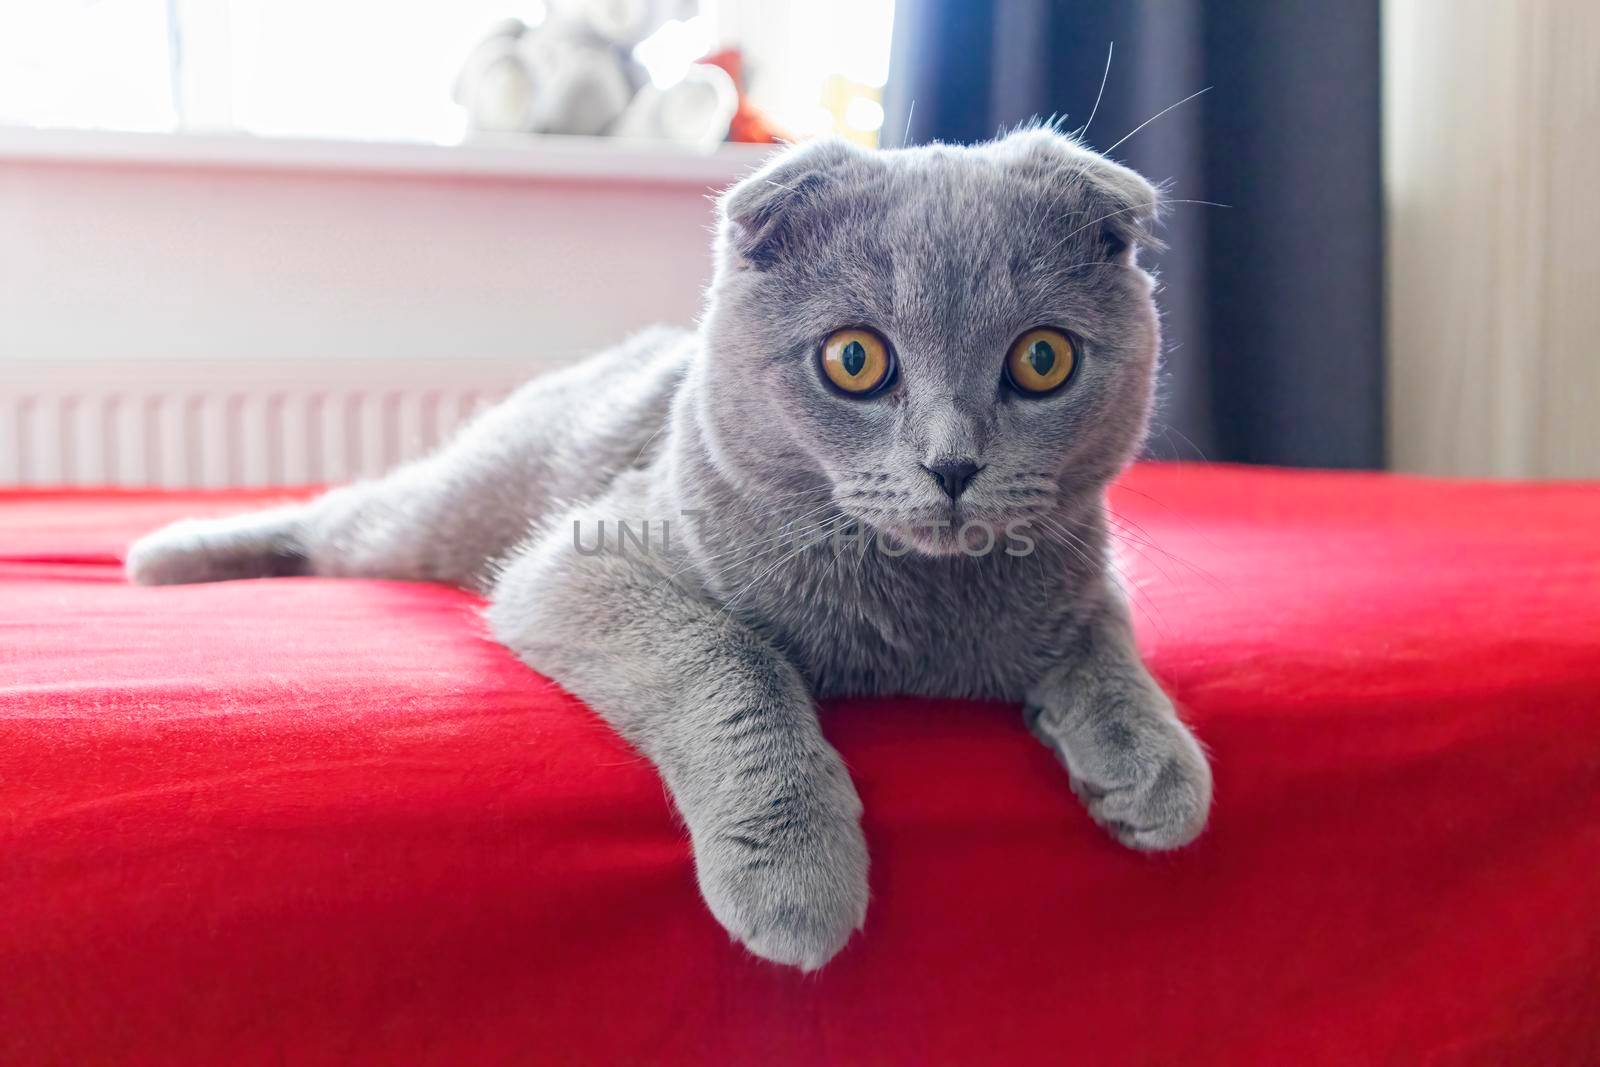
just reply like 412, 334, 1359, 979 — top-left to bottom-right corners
0, 0, 895, 145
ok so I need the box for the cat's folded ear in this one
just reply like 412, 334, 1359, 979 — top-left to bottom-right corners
719, 138, 876, 270
989, 127, 1165, 260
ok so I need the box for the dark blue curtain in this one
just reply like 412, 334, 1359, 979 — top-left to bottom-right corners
881, 0, 1384, 469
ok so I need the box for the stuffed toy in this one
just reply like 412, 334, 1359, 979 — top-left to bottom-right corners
454, 0, 738, 147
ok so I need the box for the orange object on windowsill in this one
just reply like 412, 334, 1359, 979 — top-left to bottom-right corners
703, 48, 788, 144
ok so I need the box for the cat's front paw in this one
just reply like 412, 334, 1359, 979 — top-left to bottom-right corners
1028, 701, 1212, 851
691, 779, 869, 971
1073, 732, 1211, 851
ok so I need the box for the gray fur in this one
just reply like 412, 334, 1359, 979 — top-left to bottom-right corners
127, 129, 1213, 971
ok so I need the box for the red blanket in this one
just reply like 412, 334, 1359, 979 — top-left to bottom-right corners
3, 464, 1598, 1066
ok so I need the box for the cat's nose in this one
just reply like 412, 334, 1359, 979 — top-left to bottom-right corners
922, 459, 983, 500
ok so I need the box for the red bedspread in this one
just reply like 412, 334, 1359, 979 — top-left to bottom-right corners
3, 464, 1598, 1066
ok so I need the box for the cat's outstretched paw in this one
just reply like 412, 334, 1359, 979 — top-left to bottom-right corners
126, 521, 221, 586
691, 784, 869, 971
1028, 701, 1212, 851
126, 511, 307, 586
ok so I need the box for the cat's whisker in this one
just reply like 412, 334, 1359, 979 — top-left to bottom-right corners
1032, 514, 1099, 567
1035, 512, 1170, 638
1073, 41, 1114, 140
1154, 423, 1212, 465
1102, 85, 1212, 155
1102, 522, 1182, 591
627, 420, 671, 466
1053, 515, 1173, 637
1106, 483, 1229, 557
1057, 198, 1229, 246
1092, 506, 1233, 596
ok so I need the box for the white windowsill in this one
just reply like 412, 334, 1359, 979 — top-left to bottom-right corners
0, 125, 777, 186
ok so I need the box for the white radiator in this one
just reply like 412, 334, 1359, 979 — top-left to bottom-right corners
0, 359, 533, 488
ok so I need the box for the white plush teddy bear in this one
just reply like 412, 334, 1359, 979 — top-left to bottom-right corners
454, 0, 736, 147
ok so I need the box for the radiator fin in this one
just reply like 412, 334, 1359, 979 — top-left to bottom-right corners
2, 381, 507, 488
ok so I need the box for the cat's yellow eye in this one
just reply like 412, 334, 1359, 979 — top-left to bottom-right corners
1005, 328, 1077, 395
820, 328, 893, 395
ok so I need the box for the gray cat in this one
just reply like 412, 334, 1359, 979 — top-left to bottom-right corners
127, 129, 1213, 971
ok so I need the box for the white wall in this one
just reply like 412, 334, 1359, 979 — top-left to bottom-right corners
0, 129, 770, 368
